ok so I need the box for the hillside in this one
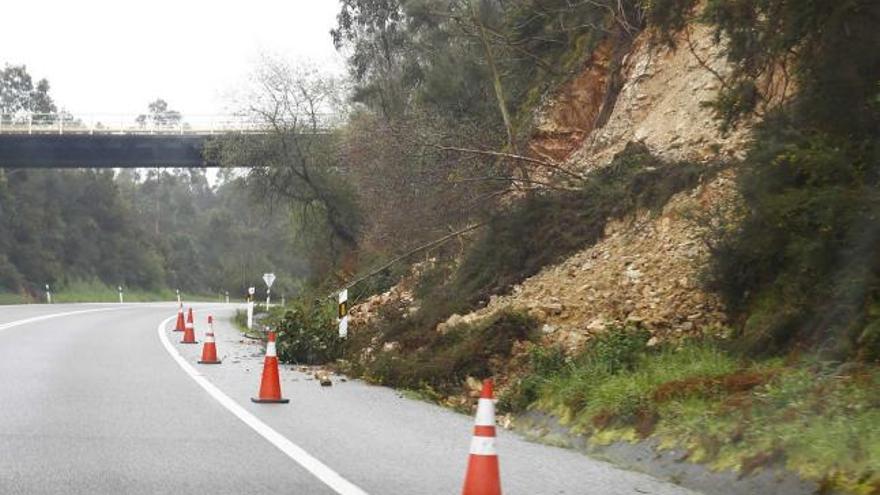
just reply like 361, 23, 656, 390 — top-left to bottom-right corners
242, 2, 879, 493
324, 8, 879, 495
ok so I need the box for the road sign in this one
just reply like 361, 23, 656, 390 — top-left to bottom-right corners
263, 273, 276, 288
248, 287, 255, 295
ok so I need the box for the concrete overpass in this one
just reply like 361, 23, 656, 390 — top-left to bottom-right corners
0, 113, 333, 168
0, 134, 216, 168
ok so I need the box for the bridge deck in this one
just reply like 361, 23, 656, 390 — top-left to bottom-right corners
0, 134, 217, 168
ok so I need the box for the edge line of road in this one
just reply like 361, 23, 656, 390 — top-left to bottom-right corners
0, 306, 131, 333
155, 314, 369, 495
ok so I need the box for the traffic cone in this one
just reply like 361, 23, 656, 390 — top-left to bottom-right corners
181, 307, 198, 344
173, 303, 185, 332
462, 379, 501, 495
198, 315, 221, 364
251, 331, 289, 403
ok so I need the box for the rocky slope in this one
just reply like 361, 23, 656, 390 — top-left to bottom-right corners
352, 23, 749, 352
447, 24, 748, 350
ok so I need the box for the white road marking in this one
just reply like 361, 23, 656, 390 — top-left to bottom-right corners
156, 315, 369, 495
0, 306, 130, 333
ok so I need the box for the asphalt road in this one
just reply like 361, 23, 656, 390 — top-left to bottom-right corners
0, 303, 699, 494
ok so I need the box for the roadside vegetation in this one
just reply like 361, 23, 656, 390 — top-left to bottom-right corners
501, 326, 880, 493
239, 1, 880, 493
0, 280, 218, 304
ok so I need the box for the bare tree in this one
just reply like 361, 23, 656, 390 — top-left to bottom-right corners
208, 57, 358, 254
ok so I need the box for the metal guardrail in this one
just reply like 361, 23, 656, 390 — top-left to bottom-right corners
0, 113, 338, 135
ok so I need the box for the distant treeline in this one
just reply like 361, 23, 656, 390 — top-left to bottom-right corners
0, 168, 307, 298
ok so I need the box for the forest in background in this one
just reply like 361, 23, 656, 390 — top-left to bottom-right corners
0, 164, 308, 300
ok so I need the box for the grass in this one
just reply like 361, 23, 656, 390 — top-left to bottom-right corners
501, 326, 880, 493
1, 279, 221, 305
0, 292, 33, 304
232, 308, 270, 339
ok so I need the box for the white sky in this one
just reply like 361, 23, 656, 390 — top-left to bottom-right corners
0, 0, 344, 117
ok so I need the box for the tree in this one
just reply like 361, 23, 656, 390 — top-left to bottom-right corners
135, 98, 182, 130
206, 57, 360, 280
0, 64, 57, 123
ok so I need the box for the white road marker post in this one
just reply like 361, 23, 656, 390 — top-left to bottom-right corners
337, 289, 349, 338
263, 273, 276, 310
247, 287, 255, 330
176, 289, 181, 304
225, 290, 229, 304
118, 286, 124, 303
45, 284, 51, 304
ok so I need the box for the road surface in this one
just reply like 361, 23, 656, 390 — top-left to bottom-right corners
0, 303, 698, 494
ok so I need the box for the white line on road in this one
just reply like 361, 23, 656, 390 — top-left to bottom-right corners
156, 315, 369, 495
0, 306, 130, 333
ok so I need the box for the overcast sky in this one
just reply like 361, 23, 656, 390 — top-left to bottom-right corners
0, 0, 344, 117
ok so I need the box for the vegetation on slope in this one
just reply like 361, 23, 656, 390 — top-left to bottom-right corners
501, 327, 880, 493
257, 1, 880, 492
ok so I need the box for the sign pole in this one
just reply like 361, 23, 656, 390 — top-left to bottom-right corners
262, 273, 276, 311
247, 287, 255, 330
337, 289, 349, 338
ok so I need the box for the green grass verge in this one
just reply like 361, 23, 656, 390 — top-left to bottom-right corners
500, 327, 880, 494
0, 292, 34, 304
1, 279, 223, 305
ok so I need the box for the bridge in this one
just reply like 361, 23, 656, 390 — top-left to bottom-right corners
0, 113, 333, 168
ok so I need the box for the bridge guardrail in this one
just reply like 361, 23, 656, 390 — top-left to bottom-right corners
0, 113, 337, 135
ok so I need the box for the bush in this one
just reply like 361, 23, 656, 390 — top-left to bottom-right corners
273, 299, 344, 365
362, 309, 539, 396
707, 122, 880, 359
498, 344, 568, 413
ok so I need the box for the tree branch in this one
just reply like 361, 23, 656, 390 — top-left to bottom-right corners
429, 144, 585, 181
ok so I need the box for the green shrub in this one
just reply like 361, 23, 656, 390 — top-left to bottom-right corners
499, 344, 569, 413
273, 299, 344, 365
707, 123, 880, 359
580, 323, 651, 375
363, 309, 539, 396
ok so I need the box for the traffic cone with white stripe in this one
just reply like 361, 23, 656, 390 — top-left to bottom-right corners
251, 331, 289, 403
173, 303, 185, 332
198, 315, 221, 364
462, 379, 501, 495
181, 307, 198, 344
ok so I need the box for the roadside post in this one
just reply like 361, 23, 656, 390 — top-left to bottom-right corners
45, 284, 51, 304
176, 289, 180, 304
225, 290, 229, 304
118, 286, 123, 303
338, 289, 349, 338
262, 273, 275, 311
247, 287, 255, 330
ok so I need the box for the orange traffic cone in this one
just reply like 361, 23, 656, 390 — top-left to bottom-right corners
251, 331, 289, 403
462, 379, 501, 495
173, 303, 185, 332
198, 315, 221, 364
181, 307, 198, 344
